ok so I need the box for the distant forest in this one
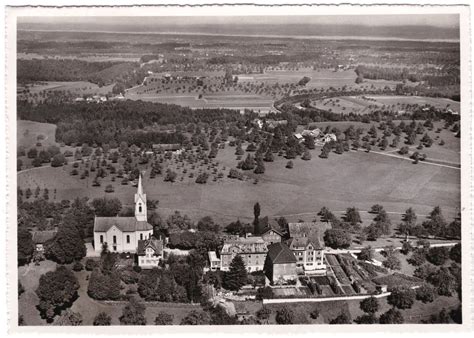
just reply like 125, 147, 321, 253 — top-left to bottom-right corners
17, 100, 243, 145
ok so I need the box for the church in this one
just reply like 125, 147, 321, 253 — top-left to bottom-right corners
93, 175, 154, 253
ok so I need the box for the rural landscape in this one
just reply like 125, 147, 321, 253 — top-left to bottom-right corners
16, 14, 463, 327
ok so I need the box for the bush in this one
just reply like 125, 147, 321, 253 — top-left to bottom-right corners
416, 284, 436, 303
154, 312, 174, 325
85, 259, 98, 271
426, 247, 450, 266
72, 261, 84, 272
379, 308, 404, 324
387, 287, 415, 309
93, 312, 112, 326
275, 306, 295, 324
310, 307, 320, 320
324, 229, 351, 249
450, 244, 461, 263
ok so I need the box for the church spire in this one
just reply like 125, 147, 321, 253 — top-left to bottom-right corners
137, 173, 144, 196
134, 172, 147, 221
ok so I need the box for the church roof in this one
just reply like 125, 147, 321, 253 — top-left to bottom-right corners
94, 216, 153, 233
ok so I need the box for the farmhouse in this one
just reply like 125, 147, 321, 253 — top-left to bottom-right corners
264, 242, 297, 284
93, 175, 153, 253
266, 119, 288, 129
260, 226, 284, 245
137, 236, 164, 269
31, 229, 57, 253
302, 128, 322, 138
207, 236, 268, 272
152, 143, 183, 154
320, 133, 337, 143
287, 222, 327, 274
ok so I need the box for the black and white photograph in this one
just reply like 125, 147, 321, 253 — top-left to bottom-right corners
3, 1, 472, 333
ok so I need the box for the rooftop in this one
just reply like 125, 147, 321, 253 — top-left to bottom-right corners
266, 242, 297, 264
94, 216, 153, 233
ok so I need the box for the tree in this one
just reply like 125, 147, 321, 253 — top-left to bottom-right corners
55, 310, 83, 326
387, 287, 415, 309
383, 255, 401, 270
301, 149, 312, 160
45, 222, 86, 264
358, 246, 373, 261
286, 160, 294, 169
93, 312, 112, 326
354, 314, 377, 324
329, 312, 351, 324
408, 249, 427, 266
416, 284, 436, 303
256, 307, 272, 321
155, 312, 174, 325
120, 298, 147, 325
91, 197, 122, 217
17, 228, 34, 266
253, 202, 261, 233
51, 154, 66, 167
275, 306, 295, 324
450, 243, 461, 263
428, 267, 457, 296
36, 266, 79, 322
379, 308, 404, 324
180, 310, 211, 325
345, 207, 361, 225
254, 158, 265, 174
360, 296, 379, 314
197, 216, 219, 233
323, 229, 351, 249
426, 246, 450, 266
223, 255, 247, 291
88, 270, 121, 300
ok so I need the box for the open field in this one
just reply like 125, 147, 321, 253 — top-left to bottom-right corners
18, 136, 460, 227
17, 120, 57, 149
247, 68, 401, 90
125, 92, 273, 112
18, 81, 115, 97
310, 95, 460, 115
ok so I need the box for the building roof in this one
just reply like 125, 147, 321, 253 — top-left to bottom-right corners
287, 222, 325, 250
137, 237, 163, 256
94, 216, 153, 233
266, 242, 297, 264
260, 226, 284, 237
31, 230, 57, 244
208, 251, 219, 262
220, 236, 268, 254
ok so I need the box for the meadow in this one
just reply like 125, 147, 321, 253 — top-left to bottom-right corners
310, 95, 460, 115
17, 119, 460, 228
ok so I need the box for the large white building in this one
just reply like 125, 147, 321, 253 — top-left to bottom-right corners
93, 175, 153, 253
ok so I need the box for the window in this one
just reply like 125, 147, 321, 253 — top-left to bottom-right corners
140, 234, 143, 240
100, 235, 103, 243
139, 203, 142, 213
126, 235, 130, 244
113, 235, 117, 244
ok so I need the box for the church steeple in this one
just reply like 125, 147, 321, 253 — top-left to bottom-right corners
134, 173, 147, 221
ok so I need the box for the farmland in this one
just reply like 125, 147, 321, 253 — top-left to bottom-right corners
17, 119, 460, 227
310, 95, 460, 116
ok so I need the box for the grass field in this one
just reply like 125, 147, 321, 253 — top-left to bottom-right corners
17, 120, 57, 149
18, 138, 460, 227
245, 68, 400, 90
310, 95, 460, 115
18, 81, 115, 98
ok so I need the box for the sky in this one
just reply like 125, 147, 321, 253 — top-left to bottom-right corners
19, 14, 460, 28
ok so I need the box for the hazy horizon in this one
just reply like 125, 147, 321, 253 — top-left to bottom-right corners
18, 15, 460, 41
